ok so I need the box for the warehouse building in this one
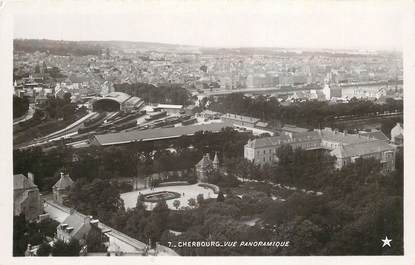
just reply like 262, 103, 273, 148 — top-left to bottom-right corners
90, 122, 232, 146
92, 92, 144, 112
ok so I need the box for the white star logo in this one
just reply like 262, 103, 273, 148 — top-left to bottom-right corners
381, 236, 392, 247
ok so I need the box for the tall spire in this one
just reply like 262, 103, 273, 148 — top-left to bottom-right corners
213, 152, 219, 169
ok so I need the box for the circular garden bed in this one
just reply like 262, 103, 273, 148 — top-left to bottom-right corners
142, 191, 181, 203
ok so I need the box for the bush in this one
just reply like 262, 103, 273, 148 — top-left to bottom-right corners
13, 96, 29, 119
37, 242, 52, 256
51, 239, 80, 256
117, 182, 134, 193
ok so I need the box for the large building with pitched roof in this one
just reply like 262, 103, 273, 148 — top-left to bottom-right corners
92, 92, 144, 112
13, 173, 42, 221
244, 128, 395, 172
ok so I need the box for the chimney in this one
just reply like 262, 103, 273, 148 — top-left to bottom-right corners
27, 172, 34, 184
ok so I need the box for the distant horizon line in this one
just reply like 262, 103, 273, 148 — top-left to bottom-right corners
13, 38, 402, 53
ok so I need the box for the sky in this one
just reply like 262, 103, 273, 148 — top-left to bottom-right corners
12, 0, 405, 51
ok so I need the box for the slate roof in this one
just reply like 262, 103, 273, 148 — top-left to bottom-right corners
359, 131, 389, 142
196, 154, 213, 169
14, 174, 37, 190
44, 200, 149, 253
255, 121, 269, 128
245, 128, 394, 157
246, 135, 290, 149
93, 122, 232, 146
282, 125, 309, 133
60, 211, 91, 240
53, 174, 74, 190
246, 131, 320, 149
331, 141, 394, 158
100, 92, 132, 104
124, 96, 143, 107
391, 123, 403, 135
394, 134, 403, 139
320, 130, 370, 145
213, 152, 219, 165
221, 113, 260, 124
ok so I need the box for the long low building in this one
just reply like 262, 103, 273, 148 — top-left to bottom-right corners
221, 113, 260, 128
244, 127, 395, 171
91, 122, 233, 146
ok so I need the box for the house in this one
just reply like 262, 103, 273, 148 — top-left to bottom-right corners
52, 172, 75, 205
195, 153, 219, 182
57, 209, 106, 247
391, 123, 403, 146
14, 173, 42, 221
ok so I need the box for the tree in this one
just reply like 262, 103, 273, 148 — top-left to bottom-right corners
86, 229, 106, 252
173, 200, 181, 210
37, 242, 52, 256
143, 220, 161, 248
216, 191, 225, 202
196, 194, 204, 205
136, 197, 147, 212
13, 214, 28, 256
51, 239, 80, 256
188, 198, 197, 208
114, 83, 191, 106
66, 178, 124, 224
207, 170, 221, 185
152, 200, 170, 230
61, 104, 76, 121
275, 219, 323, 255
63, 92, 72, 104
13, 96, 29, 119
